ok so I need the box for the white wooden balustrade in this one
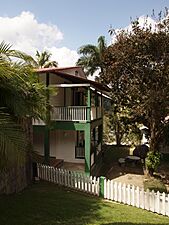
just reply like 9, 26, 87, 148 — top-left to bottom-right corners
51, 106, 88, 121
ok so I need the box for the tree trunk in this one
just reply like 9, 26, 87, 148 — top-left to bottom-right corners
115, 121, 122, 146
149, 118, 159, 153
21, 117, 33, 185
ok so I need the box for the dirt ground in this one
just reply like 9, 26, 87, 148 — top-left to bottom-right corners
98, 145, 169, 189
106, 162, 144, 187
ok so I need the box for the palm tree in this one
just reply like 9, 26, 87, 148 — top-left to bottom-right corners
0, 42, 48, 172
76, 36, 107, 78
35, 50, 58, 68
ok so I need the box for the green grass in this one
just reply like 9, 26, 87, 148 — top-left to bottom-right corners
0, 182, 169, 225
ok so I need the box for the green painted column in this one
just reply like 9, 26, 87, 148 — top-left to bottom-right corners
44, 126, 50, 164
99, 176, 105, 197
87, 87, 91, 122
44, 72, 50, 165
85, 123, 91, 175
94, 90, 98, 118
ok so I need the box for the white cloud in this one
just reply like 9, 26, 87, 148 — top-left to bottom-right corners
111, 16, 157, 44
0, 11, 78, 66
47, 46, 79, 67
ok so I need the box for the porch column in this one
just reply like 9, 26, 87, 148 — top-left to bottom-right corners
85, 123, 91, 175
44, 72, 50, 164
44, 126, 50, 164
87, 87, 91, 122
95, 90, 98, 119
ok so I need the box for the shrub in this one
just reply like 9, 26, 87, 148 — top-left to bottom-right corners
144, 178, 167, 193
145, 151, 161, 174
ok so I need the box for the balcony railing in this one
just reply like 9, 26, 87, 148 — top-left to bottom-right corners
51, 106, 88, 121
33, 106, 102, 124
91, 107, 102, 120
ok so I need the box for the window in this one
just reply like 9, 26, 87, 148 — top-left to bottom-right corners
75, 131, 85, 158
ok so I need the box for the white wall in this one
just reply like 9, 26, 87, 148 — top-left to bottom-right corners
61, 68, 86, 78
50, 73, 75, 107
33, 130, 84, 164
50, 130, 84, 163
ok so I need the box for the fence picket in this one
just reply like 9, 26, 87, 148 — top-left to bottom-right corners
156, 191, 160, 213
167, 194, 169, 216
150, 190, 155, 212
107, 180, 110, 200
131, 185, 135, 206
162, 192, 166, 215
122, 183, 126, 204
110, 180, 114, 200
114, 182, 118, 201
127, 184, 131, 205
118, 182, 122, 202
136, 186, 140, 208
37, 164, 169, 217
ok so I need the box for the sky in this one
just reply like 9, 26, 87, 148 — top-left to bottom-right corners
0, 0, 168, 67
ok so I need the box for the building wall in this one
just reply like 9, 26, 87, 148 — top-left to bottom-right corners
50, 73, 73, 106
33, 130, 84, 164
50, 130, 84, 163
61, 68, 86, 78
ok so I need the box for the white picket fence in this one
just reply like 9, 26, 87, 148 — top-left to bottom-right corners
37, 164, 100, 196
104, 179, 169, 216
37, 164, 169, 217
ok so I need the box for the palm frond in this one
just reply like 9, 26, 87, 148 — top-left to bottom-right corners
78, 45, 98, 55
0, 110, 26, 170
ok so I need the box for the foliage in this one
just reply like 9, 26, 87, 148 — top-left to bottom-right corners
144, 178, 167, 193
110, 107, 142, 145
0, 182, 169, 225
76, 36, 107, 78
103, 15, 169, 153
145, 151, 161, 172
103, 114, 115, 143
35, 50, 58, 68
103, 108, 142, 146
0, 42, 48, 170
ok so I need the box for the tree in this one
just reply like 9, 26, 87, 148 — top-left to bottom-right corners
103, 17, 169, 155
0, 42, 48, 171
35, 50, 58, 68
76, 36, 107, 77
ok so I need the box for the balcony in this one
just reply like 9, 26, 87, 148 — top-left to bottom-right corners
33, 106, 102, 125
51, 106, 88, 121
51, 106, 102, 122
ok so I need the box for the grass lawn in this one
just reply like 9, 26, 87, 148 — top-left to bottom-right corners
0, 182, 169, 225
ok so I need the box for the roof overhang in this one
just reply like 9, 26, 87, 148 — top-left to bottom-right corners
35, 67, 110, 93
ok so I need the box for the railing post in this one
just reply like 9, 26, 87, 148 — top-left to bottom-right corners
87, 87, 91, 122
100, 176, 105, 198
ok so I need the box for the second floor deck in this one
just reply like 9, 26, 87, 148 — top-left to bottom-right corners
34, 105, 102, 125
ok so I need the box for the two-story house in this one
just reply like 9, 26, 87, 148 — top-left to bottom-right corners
33, 66, 110, 175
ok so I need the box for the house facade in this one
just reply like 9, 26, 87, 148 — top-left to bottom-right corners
33, 66, 109, 174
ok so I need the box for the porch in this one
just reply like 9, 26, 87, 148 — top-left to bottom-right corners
35, 155, 85, 172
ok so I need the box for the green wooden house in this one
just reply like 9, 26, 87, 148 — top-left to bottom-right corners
33, 66, 110, 175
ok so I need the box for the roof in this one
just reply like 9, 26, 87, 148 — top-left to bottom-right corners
36, 66, 82, 73
35, 67, 110, 92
